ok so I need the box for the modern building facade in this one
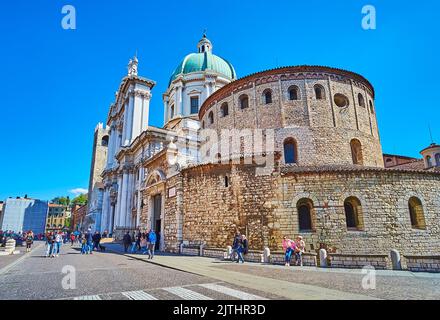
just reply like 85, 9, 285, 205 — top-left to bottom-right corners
0, 198, 48, 234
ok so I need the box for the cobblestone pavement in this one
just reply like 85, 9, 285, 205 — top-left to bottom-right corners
0, 242, 281, 300
212, 263, 440, 300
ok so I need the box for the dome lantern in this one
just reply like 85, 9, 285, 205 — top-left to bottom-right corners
197, 32, 212, 53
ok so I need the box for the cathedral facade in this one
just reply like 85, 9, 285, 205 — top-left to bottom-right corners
98, 35, 440, 261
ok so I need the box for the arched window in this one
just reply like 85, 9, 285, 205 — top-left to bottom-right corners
101, 135, 109, 147
344, 197, 364, 230
283, 138, 297, 164
408, 197, 426, 229
350, 139, 363, 165
221, 102, 229, 117
239, 95, 249, 109
208, 111, 214, 124
314, 85, 325, 100
435, 153, 440, 167
426, 156, 433, 168
369, 100, 374, 114
263, 89, 272, 104
288, 86, 300, 100
358, 93, 365, 107
170, 104, 175, 118
297, 198, 314, 232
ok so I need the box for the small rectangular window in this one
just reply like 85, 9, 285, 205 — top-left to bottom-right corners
190, 97, 199, 114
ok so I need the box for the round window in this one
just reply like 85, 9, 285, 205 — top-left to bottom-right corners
334, 94, 349, 108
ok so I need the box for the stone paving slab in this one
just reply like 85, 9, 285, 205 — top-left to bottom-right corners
105, 244, 378, 300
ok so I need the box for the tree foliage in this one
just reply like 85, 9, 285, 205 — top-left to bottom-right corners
51, 196, 70, 206
71, 193, 88, 206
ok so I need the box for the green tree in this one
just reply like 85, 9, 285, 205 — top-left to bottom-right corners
51, 196, 70, 206
71, 193, 88, 206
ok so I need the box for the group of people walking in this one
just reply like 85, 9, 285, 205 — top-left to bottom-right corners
45, 228, 108, 257
123, 230, 158, 259
45, 231, 64, 257
230, 232, 249, 263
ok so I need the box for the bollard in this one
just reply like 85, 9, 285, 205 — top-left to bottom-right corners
263, 247, 270, 263
319, 249, 328, 267
5, 239, 16, 255
390, 249, 402, 270
226, 245, 232, 259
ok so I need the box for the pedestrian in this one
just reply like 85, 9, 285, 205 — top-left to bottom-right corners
70, 233, 76, 246
230, 231, 241, 261
235, 235, 245, 264
84, 228, 93, 254
92, 231, 101, 251
155, 232, 161, 251
241, 234, 248, 257
45, 232, 54, 258
282, 236, 295, 267
134, 231, 141, 251
25, 231, 34, 253
53, 231, 63, 257
294, 236, 306, 266
147, 229, 156, 259
80, 235, 88, 254
122, 231, 132, 253
140, 235, 148, 254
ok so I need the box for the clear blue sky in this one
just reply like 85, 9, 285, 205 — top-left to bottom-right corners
0, 0, 438, 201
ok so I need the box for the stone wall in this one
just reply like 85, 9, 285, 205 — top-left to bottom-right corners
178, 163, 440, 258
199, 67, 383, 168
329, 253, 390, 270
404, 255, 440, 272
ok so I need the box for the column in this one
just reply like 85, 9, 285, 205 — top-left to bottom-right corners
124, 172, 134, 228
101, 188, 109, 232
119, 171, 129, 228
114, 175, 123, 229
124, 96, 135, 146
109, 205, 115, 233
140, 92, 151, 132
115, 130, 122, 154
136, 167, 143, 227
131, 93, 142, 143
106, 129, 114, 167
163, 96, 169, 124
176, 85, 183, 116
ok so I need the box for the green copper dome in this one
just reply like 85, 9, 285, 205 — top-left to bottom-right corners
169, 51, 236, 87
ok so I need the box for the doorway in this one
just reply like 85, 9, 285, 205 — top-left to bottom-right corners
152, 194, 162, 233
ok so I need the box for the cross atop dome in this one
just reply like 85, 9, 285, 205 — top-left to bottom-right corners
197, 31, 212, 53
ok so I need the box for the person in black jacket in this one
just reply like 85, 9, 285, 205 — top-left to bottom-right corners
92, 231, 102, 251
122, 231, 131, 253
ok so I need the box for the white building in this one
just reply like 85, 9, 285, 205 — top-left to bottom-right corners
99, 34, 236, 241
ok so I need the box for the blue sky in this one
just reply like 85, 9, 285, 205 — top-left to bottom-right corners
0, 0, 438, 201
